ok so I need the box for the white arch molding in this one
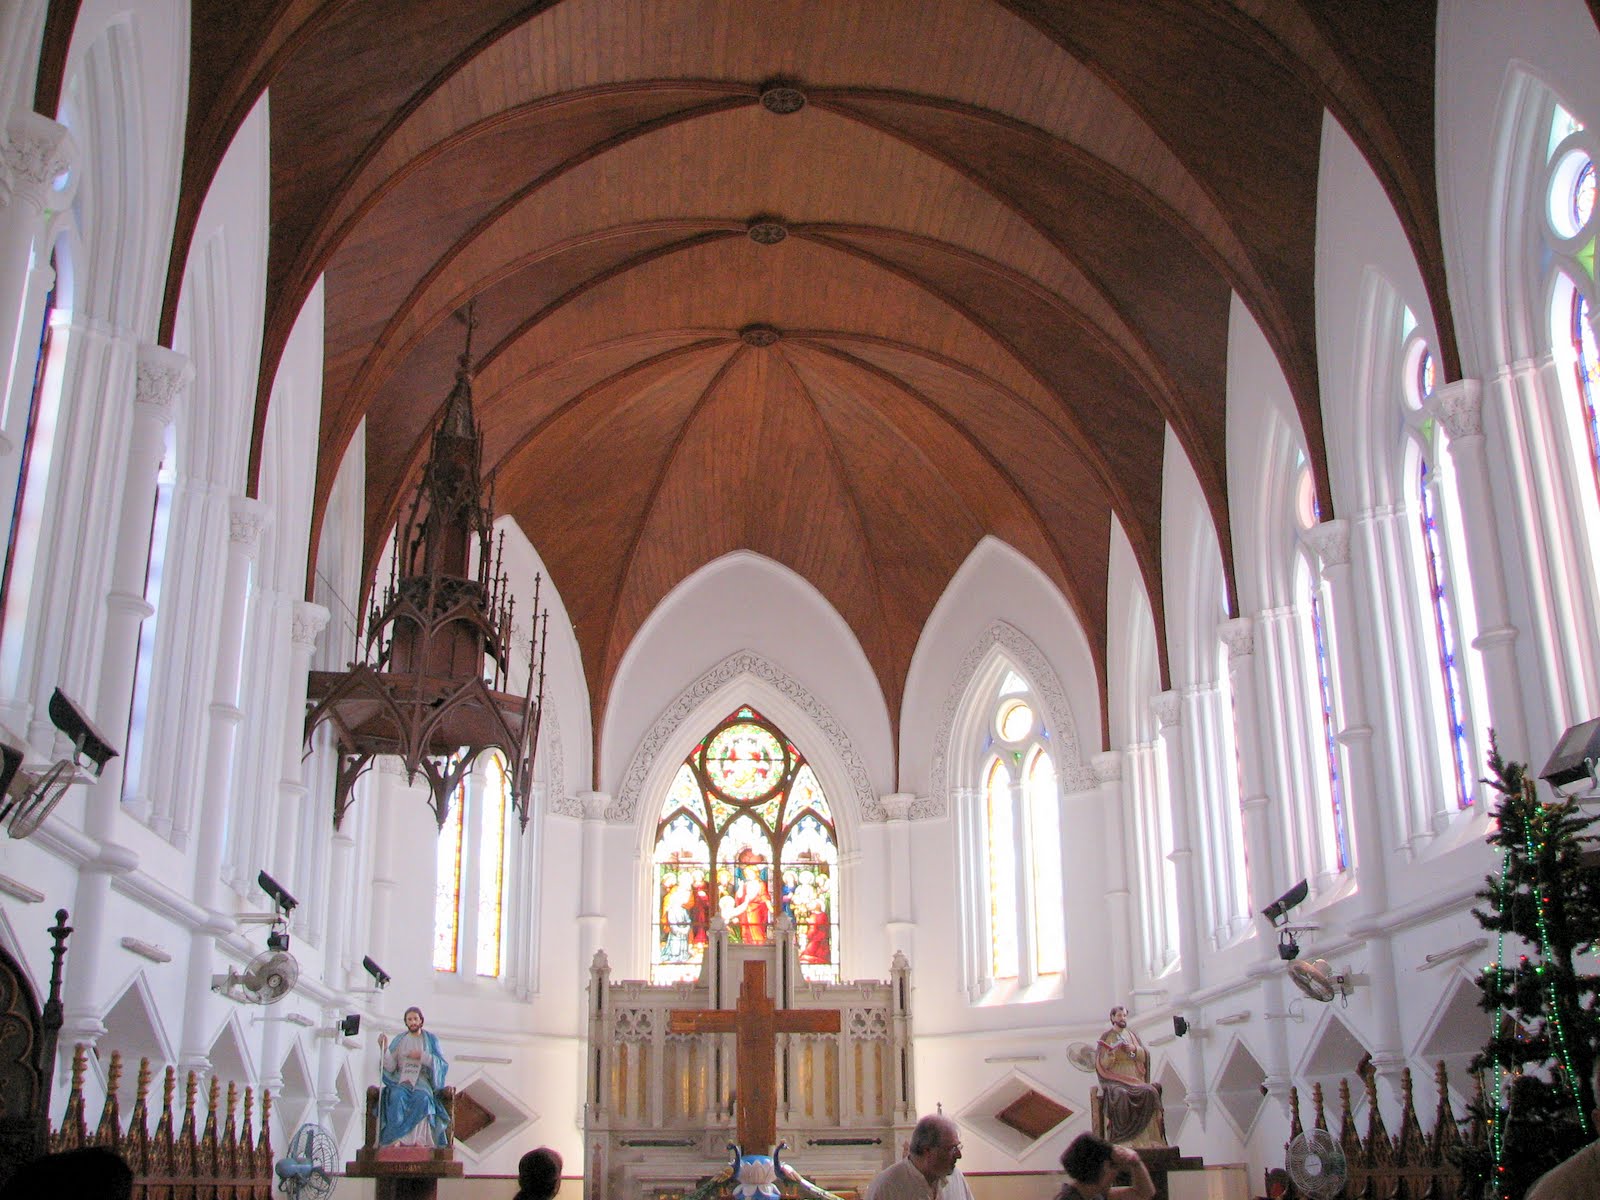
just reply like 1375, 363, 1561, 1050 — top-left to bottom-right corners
930, 620, 1097, 818
609, 649, 879, 825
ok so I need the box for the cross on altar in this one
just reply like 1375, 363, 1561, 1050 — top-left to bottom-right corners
668, 958, 842, 1150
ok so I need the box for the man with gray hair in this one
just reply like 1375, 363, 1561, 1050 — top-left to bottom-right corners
865, 1114, 970, 1200
1525, 1057, 1600, 1200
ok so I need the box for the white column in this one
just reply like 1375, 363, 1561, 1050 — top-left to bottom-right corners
880, 793, 915, 967
1220, 618, 1281, 951
176, 496, 268, 1072
0, 111, 74, 425
1091, 750, 1133, 1001
1305, 519, 1406, 1107
577, 790, 611, 975
87, 346, 188, 817
272, 602, 329, 890
1151, 690, 1207, 1129
1434, 380, 1531, 761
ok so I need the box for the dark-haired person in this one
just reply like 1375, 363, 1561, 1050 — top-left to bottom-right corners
1057, 1133, 1154, 1200
0, 1146, 133, 1200
865, 1114, 966, 1200
514, 1146, 563, 1200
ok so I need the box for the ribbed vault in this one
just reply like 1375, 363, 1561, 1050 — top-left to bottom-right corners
78, 0, 1462, 765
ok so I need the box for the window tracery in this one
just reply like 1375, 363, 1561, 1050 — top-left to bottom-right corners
650, 706, 839, 984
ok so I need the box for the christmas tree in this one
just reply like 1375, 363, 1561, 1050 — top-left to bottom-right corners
1457, 738, 1600, 1199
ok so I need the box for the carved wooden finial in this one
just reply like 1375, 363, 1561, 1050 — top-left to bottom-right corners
1311, 1080, 1327, 1131
94, 1051, 124, 1148
1288, 1085, 1304, 1139
226, 1080, 237, 1119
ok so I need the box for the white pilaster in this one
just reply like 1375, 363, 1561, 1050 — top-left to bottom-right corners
880, 792, 915, 967
1091, 750, 1133, 1000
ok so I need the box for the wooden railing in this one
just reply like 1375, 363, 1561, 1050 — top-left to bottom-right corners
1283, 1062, 1482, 1200
52, 1045, 273, 1200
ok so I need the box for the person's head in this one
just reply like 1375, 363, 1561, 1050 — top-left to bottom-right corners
516, 1146, 563, 1200
1061, 1133, 1116, 1188
404, 1006, 425, 1032
1108, 1006, 1128, 1028
0, 1146, 133, 1200
908, 1114, 962, 1181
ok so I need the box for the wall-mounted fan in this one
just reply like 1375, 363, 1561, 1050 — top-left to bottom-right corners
1286, 1128, 1347, 1199
276, 1122, 338, 1200
1288, 959, 1350, 1003
212, 950, 299, 1005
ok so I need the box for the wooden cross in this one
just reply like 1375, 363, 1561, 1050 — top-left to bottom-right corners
667, 958, 842, 1150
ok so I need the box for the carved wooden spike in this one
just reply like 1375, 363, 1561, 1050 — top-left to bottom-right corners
259, 1088, 273, 1162
1288, 1084, 1303, 1139
124, 1056, 152, 1174
1396, 1066, 1425, 1162
1311, 1080, 1327, 1131
240, 1085, 256, 1177
1364, 1068, 1393, 1165
54, 1043, 88, 1151
151, 1065, 175, 1175
94, 1049, 123, 1148
200, 1074, 221, 1177
176, 1070, 198, 1175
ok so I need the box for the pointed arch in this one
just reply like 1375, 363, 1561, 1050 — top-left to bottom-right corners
611, 648, 876, 828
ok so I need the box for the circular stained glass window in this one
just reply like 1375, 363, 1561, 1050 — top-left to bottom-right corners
1417, 347, 1435, 402
1548, 146, 1596, 240
997, 699, 1034, 742
703, 722, 788, 801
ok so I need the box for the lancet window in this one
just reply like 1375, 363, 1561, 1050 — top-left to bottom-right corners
650, 706, 839, 985
434, 753, 510, 977
1545, 108, 1600, 532
981, 671, 1064, 989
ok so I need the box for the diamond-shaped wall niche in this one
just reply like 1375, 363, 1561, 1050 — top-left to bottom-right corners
1155, 1060, 1187, 1143
956, 1071, 1077, 1160
1416, 974, 1490, 1106
99, 975, 173, 1106
1212, 1039, 1267, 1140
331, 1060, 360, 1153
453, 1073, 536, 1160
1298, 1012, 1370, 1122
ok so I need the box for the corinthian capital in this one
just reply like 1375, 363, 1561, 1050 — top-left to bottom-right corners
290, 602, 330, 648
1218, 616, 1255, 660
1150, 691, 1181, 730
135, 344, 192, 417
228, 497, 271, 554
1431, 379, 1483, 440
2, 111, 77, 213
1303, 519, 1351, 571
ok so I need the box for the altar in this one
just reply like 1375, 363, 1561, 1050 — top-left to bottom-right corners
584, 918, 915, 1200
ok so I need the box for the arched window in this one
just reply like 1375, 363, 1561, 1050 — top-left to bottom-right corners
0, 267, 56, 629
980, 672, 1065, 990
433, 753, 510, 977
1293, 464, 1349, 881
650, 706, 838, 985
1306, 574, 1349, 872
1545, 109, 1599, 533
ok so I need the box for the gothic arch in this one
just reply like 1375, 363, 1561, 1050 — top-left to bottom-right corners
931, 620, 1096, 819
611, 649, 877, 829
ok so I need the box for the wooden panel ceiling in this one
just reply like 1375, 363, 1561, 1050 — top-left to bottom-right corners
152, 0, 1456, 765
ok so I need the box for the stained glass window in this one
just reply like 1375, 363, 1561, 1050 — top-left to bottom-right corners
1309, 584, 1350, 871
650, 707, 838, 984
1026, 748, 1064, 976
0, 270, 54, 629
1418, 455, 1473, 810
434, 753, 510, 977
433, 779, 465, 972
1574, 290, 1600, 500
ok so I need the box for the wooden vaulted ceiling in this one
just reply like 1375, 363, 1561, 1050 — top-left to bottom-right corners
136, 0, 1455, 752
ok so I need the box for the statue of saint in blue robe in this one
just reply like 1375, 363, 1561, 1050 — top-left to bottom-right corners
379, 1008, 450, 1147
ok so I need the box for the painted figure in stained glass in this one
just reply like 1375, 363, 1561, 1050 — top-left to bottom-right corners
649, 707, 841, 983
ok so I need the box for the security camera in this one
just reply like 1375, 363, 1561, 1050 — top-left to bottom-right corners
257, 870, 298, 915
1540, 718, 1600, 796
1261, 879, 1309, 927
1173, 1015, 1189, 1038
362, 956, 390, 989
267, 928, 291, 953
338, 1013, 361, 1038
1278, 931, 1301, 960
47, 688, 118, 775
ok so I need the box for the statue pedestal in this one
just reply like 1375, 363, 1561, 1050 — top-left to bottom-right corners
345, 1147, 464, 1200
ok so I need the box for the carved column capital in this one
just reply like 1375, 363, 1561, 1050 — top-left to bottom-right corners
290, 601, 330, 648
1431, 379, 1483, 440
1303, 518, 1351, 571
579, 790, 611, 821
1150, 690, 1181, 730
879, 793, 915, 821
135, 344, 192, 420
1219, 616, 1255, 660
1091, 749, 1123, 785
228, 497, 271, 555
2, 110, 77, 214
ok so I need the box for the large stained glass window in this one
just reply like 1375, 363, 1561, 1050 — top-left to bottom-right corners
1308, 583, 1350, 872
651, 706, 838, 984
1419, 453, 1473, 810
433, 753, 510, 977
